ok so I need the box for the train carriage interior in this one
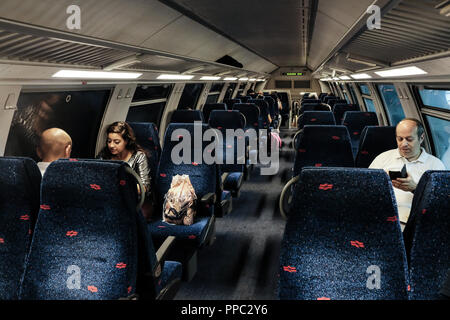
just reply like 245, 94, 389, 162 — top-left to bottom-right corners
0, 0, 449, 303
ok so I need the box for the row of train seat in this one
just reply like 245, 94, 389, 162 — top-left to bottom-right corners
278, 167, 449, 300
0, 157, 182, 300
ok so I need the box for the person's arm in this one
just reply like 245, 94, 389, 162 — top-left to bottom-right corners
133, 152, 151, 194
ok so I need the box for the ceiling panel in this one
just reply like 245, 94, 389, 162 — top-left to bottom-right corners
161, 0, 312, 67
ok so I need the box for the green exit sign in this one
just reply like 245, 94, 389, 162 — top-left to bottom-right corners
283, 72, 304, 76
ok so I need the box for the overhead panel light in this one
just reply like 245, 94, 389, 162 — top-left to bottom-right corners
249, 78, 257, 82
224, 77, 238, 81
374, 66, 427, 78
350, 73, 372, 79
52, 70, 142, 79
157, 74, 194, 80
339, 76, 351, 80
256, 79, 266, 82
332, 77, 340, 81
239, 77, 249, 81
200, 76, 221, 80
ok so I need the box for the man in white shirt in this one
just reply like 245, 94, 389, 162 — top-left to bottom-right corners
369, 118, 446, 230
36, 128, 72, 175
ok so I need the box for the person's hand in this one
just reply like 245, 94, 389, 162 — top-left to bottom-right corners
392, 174, 417, 192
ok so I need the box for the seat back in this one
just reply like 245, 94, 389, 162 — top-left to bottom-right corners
19, 160, 146, 300
240, 96, 252, 103
128, 122, 161, 182
342, 111, 379, 156
403, 171, 450, 300
333, 103, 360, 124
301, 99, 321, 106
330, 99, 347, 108
156, 123, 220, 215
171, 110, 204, 123
293, 125, 354, 176
0, 157, 41, 300
299, 103, 331, 115
355, 126, 397, 168
202, 103, 227, 123
297, 111, 336, 130
279, 167, 409, 300
208, 110, 246, 173
232, 103, 260, 132
248, 99, 270, 128
223, 99, 241, 110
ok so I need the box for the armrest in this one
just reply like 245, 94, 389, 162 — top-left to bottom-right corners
153, 235, 176, 278
200, 192, 216, 205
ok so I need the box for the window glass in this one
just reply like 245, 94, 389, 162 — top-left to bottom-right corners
224, 83, 237, 100
132, 84, 172, 102
178, 83, 204, 110
358, 84, 371, 96
418, 89, 450, 111
206, 94, 219, 104
126, 102, 166, 127
210, 82, 224, 93
349, 85, 359, 106
4, 89, 110, 161
424, 115, 450, 169
377, 84, 405, 126
344, 93, 351, 104
363, 98, 376, 112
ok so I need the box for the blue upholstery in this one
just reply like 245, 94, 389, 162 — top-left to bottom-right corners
151, 123, 219, 246
301, 99, 321, 106
232, 103, 260, 133
223, 99, 241, 110
330, 99, 347, 108
297, 111, 336, 130
318, 93, 328, 101
202, 103, 227, 123
355, 126, 397, 168
333, 104, 360, 124
293, 125, 354, 176
19, 160, 140, 299
248, 99, 271, 129
239, 96, 252, 103
279, 167, 409, 300
323, 96, 336, 104
403, 171, 450, 300
342, 111, 379, 157
171, 110, 204, 123
155, 261, 182, 295
128, 122, 161, 182
299, 103, 331, 115
0, 157, 41, 300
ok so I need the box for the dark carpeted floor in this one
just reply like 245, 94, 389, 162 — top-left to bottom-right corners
175, 128, 297, 300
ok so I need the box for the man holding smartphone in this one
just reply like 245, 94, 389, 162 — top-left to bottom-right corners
369, 118, 446, 230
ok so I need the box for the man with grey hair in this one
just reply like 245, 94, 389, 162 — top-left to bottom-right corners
369, 118, 446, 230
36, 128, 73, 175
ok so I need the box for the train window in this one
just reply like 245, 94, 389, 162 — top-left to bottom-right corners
363, 98, 376, 112
132, 84, 172, 102
210, 82, 224, 93
224, 83, 237, 100
423, 115, 450, 168
205, 93, 220, 104
377, 84, 405, 126
126, 101, 166, 126
178, 83, 204, 110
4, 89, 111, 161
348, 84, 359, 106
358, 84, 371, 96
344, 93, 351, 104
418, 88, 450, 111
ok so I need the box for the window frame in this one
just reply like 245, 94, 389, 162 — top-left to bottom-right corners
410, 83, 450, 159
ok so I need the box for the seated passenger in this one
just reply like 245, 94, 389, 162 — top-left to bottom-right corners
96, 121, 151, 198
36, 128, 72, 175
369, 118, 446, 229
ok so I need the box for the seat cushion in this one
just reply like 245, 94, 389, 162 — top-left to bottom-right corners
149, 217, 211, 247
223, 172, 243, 192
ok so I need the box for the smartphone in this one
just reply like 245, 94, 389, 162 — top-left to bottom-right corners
389, 164, 407, 180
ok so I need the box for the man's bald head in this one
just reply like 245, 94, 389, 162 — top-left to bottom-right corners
37, 128, 72, 162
